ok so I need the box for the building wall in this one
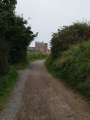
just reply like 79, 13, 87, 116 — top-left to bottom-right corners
44, 43, 47, 51
27, 41, 48, 53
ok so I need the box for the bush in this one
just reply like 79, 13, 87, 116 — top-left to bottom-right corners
0, 39, 9, 76
27, 51, 47, 62
0, 0, 37, 75
50, 22, 90, 58
46, 41, 90, 100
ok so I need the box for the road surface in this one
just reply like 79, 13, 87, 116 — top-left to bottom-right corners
0, 60, 90, 120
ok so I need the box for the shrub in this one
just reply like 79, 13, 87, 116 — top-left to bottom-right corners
27, 51, 47, 61
46, 41, 90, 100
50, 22, 90, 58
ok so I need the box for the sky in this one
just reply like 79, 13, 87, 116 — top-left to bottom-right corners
16, 0, 90, 48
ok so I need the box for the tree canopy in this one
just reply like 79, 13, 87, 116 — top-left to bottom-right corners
50, 22, 90, 58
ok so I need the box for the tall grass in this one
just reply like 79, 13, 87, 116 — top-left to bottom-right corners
0, 66, 18, 110
27, 51, 48, 62
45, 41, 90, 100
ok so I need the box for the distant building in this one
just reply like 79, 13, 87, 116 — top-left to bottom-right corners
27, 41, 49, 53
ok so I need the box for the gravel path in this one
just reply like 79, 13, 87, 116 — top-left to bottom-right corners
0, 69, 30, 120
0, 60, 90, 120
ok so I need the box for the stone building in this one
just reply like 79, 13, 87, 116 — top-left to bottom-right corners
27, 41, 48, 53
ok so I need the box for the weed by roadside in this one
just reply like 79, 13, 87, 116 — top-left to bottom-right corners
0, 66, 18, 111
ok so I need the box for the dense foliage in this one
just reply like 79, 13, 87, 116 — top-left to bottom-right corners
0, 66, 18, 110
27, 51, 47, 62
0, 0, 37, 75
46, 21, 90, 100
45, 41, 90, 100
50, 22, 90, 58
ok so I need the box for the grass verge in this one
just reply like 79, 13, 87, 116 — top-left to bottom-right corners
0, 66, 18, 111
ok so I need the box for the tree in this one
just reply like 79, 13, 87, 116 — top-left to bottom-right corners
9, 15, 37, 64
50, 22, 90, 58
0, 0, 38, 75
0, 0, 17, 75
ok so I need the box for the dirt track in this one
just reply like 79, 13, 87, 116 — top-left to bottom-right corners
0, 60, 90, 120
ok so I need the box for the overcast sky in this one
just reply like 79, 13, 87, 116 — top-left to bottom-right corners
16, 0, 90, 48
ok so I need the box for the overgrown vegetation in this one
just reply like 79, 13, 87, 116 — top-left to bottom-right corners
0, 0, 37, 76
50, 22, 90, 58
27, 51, 48, 63
14, 51, 47, 70
0, 67, 18, 110
46, 21, 90, 100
